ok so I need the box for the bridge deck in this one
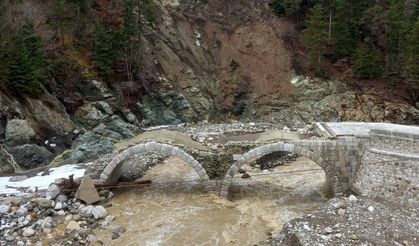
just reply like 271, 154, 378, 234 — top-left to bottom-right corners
317, 122, 419, 138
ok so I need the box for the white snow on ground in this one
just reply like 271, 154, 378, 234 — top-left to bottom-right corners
0, 164, 86, 195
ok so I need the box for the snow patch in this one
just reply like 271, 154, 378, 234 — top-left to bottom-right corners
0, 164, 86, 195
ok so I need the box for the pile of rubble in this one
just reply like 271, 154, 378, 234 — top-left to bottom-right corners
272, 195, 419, 246
0, 176, 129, 246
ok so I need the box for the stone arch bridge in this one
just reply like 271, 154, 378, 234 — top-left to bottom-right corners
98, 122, 419, 199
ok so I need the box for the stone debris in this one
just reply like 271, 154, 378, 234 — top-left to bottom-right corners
0, 176, 114, 246
0, 204, 10, 214
66, 220, 80, 231
22, 228, 35, 237
46, 183, 61, 200
348, 195, 357, 202
92, 206, 108, 219
337, 208, 345, 216
74, 175, 101, 205
54, 202, 63, 210
272, 196, 419, 245
37, 198, 52, 209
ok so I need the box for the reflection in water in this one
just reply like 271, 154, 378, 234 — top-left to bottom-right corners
94, 157, 326, 245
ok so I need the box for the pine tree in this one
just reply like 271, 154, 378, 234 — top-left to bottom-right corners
353, 38, 384, 79
302, 4, 329, 75
386, 0, 409, 73
271, 0, 301, 18
330, 0, 359, 60
5, 21, 47, 94
92, 26, 121, 75
271, 0, 286, 16
120, 0, 141, 82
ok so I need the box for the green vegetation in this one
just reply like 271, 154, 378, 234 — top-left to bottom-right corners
271, 0, 302, 17
403, 19, 419, 90
1, 20, 48, 94
0, 0, 416, 98
353, 38, 384, 79
0, 0, 156, 96
271, 0, 418, 91
92, 0, 142, 78
302, 4, 328, 76
92, 26, 122, 75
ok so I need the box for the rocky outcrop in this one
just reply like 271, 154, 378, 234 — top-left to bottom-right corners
0, 90, 75, 173
266, 77, 419, 127
56, 115, 140, 165
0, 147, 16, 174
4, 119, 35, 147
1, 0, 418, 175
9, 144, 53, 169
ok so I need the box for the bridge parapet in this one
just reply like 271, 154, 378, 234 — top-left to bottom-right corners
369, 129, 419, 155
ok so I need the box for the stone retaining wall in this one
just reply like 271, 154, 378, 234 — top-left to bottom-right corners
353, 149, 419, 205
370, 129, 419, 155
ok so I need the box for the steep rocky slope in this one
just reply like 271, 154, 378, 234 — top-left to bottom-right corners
0, 0, 418, 173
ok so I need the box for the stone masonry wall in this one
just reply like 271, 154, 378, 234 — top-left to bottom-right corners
353, 129, 419, 204
294, 137, 366, 193
353, 149, 419, 205
370, 129, 419, 155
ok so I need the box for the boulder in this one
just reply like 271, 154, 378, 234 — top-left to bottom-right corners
86, 234, 97, 243
0, 148, 15, 175
37, 198, 52, 209
22, 228, 35, 237
66, 220, 80, 231
138, 92, 194, 126
5, 119, 35, 147
80, 80, 113, 99
46, 183, 61, 200
54, 202, 63, 210
92, 206, 108, 219
75, 176, 101, 205
121, 108, 139, 125
80, 205, 94, 217
0, 204, 10, 214
55, 195, 68, 203
9, 144, 53, 169
8, 197, 22, 206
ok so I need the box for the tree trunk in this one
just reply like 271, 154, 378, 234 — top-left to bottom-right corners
328, 9, 332, 43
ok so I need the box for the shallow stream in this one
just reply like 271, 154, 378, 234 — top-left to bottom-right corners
94, 156, 327, 245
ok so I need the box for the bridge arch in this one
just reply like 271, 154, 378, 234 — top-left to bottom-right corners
220, 142, 343, 197
99, 141, 213, 192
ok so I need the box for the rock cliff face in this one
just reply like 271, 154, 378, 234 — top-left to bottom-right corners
0, 0, 418, 173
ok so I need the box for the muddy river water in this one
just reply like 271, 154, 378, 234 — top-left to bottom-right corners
94, 156, 327, 245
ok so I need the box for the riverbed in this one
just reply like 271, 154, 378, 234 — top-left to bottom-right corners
94, 156, 327, 245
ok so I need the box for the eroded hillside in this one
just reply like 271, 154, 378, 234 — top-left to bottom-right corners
0, 0, 418, 172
